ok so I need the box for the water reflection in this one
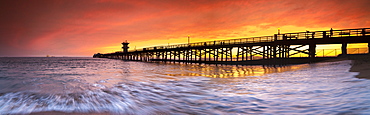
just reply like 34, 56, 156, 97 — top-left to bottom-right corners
1, 58, 370, 114
156, 62, 310, 78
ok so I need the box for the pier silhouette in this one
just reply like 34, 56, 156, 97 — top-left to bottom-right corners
95, 28, 370, 65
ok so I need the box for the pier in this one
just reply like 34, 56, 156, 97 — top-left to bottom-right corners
95, 28, 370, 65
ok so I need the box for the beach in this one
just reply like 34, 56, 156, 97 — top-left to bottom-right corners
1, 57, 370, 114
347, 54, 370, 79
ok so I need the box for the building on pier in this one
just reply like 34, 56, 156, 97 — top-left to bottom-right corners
122, 40, 130, 53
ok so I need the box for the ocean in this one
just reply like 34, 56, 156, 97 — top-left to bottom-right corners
0, 57, 369, 114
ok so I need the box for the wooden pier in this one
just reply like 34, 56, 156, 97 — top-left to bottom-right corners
95, 28, 370, 65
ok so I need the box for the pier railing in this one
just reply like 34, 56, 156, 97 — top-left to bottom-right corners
314, 48, 369, 57
99, 27, 370, 64
129, 28, 370, 52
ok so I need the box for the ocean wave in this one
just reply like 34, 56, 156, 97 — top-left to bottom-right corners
0, 89, 160, 114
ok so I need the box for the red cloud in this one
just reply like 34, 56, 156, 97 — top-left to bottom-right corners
0, 0, 369, 56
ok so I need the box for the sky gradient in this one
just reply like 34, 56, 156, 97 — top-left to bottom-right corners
1, 0, 369, 57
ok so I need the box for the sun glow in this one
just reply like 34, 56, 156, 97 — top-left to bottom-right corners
1, 0, 369, 57
101, 25, 347, 54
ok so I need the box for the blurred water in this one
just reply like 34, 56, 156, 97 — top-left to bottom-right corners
0, 57, 369, 114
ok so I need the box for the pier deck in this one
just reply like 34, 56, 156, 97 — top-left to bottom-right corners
96, 28, 370, 65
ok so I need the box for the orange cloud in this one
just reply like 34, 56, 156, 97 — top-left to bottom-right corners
0, 0, 369, 56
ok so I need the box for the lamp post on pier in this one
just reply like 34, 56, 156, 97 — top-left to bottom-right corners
188, 35, 190, 44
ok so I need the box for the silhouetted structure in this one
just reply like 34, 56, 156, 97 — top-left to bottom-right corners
93, 53, 103, 58
96, 28, 370, 65
122, 40, 130, 53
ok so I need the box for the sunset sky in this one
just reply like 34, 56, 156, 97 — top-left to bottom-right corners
0, 0, 369, 57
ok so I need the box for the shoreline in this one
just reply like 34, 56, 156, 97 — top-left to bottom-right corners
346, 54, 370, 79
20, 55, 370, 115
322, 54, 370, 79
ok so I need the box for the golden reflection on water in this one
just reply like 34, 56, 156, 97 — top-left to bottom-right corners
162, 62, 310, 78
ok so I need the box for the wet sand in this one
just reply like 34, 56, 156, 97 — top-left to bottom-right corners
27, 55, 369, 114
347, 54, 370, 79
